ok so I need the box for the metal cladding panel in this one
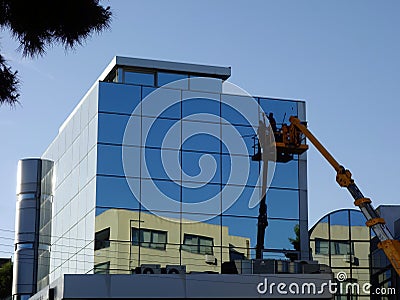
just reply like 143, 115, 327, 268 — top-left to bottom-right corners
37, 274, 334, 299
14, 158, 54, 299
12, 249, 35, 295
17, 159, 40, 194
14, 201, 36, 243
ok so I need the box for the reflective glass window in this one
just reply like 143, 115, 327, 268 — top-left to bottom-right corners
142, 87, 181, 119
94, 261, 110, 274
221, 154, 260, 187
141, 148, 180, 181
350, 210, 370, 240
182, 182, 221, 215
96, 176, 140, 209
310, 216, 329, 240
270, 160, 299, 189
158, 72, 189, 89
98, 113, 131, 145
315, 238, 329, 255
221, 94, 259, 127
98, 82, 141, 115
221, 124, 257, 156
132, 227, 167, 250
124, 71, 154, 86
94, 228, 110, 250
142, 117, 181, 149
267, 188, 299, 219
141, 179, 181, 213
189, 76, 222, 93
98, 144, 140, 178
182, 93, 220, 122
265, 219, 299, 250
330, 240, 353, 255
222, 185, 261, 217
330, 210, 350, 240
222, 216, 257, 255
259, 99, 297, 130
181, 121, 220, 153
182, 98, 219, 123
182, 234, 214, 255
182, 151, 220, 184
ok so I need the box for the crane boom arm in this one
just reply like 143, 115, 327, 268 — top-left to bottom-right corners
289, 116, 400, 277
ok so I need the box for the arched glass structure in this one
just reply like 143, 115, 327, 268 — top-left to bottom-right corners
309, 209, 371, 299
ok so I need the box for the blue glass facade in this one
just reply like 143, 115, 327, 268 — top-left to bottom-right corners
41, 57, 309, 279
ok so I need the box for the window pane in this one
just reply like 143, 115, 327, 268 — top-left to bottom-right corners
221, 124, 257, 156
98, 82, 141, 115
265, 219, 299, 250
141, 230, 151, 243
181, 182, 221, 214
182, 91, 220, 122
98, 113, 131, 145
132, 228, 139, 246
350, 210, 370, 240
124, 71, 154, 86
142, 117, 181, 149
330, 210, 350, 240
142, 87, 181, 119
221, 154, 260, 187
181, 121, 220, 153
158, 72, 188, 89
94, 262, 110, 274
315, 239, 329, 255
310, 216, 329, 240
222, 185, 261, 217
141, 179, 181, 213
222, 216, 256, 258
189, 76, 222, 93
96, 176, 140, 210
98, 144, 140, 178
182, 151, 220, 184
270, 160, 299, 189
221, 94, 259, 127
259, 98, 297, 129
142, 148, 180, 181
267, 188, 299, 219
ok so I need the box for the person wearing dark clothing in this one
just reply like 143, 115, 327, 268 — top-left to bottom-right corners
267, 112, 277, 132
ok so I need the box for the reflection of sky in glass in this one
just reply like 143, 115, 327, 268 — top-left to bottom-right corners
96, 80, 306, 253
158, 72, 189, 89
350, 210, 366, 227
124, 71, 154, 86
329, 209, 349, 226
99, 82, 141, 115
181, 133, 220, 153
182, 98, 220, 121
259, 98, 297, 126
96, 176, 140, 210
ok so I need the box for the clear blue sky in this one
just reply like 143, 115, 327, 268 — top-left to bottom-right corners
1, 0, 400, 256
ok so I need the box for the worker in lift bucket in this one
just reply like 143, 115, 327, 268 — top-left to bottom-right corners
267, 112, 277, 133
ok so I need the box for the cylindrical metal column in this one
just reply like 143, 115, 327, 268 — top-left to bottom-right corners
12, 158, 53, 300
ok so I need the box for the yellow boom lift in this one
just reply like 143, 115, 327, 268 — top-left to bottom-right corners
272, 115, 400, 277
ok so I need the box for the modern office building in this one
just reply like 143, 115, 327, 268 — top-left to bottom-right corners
309, 209, 371, 299
12, 57, 332, 299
